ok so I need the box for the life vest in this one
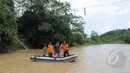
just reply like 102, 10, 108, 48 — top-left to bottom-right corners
47, 45, 54, 53
60, 44, 68, 51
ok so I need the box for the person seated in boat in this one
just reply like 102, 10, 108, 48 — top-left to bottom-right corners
47, 42, 54, 57
60, 40, 70, 57
54, 42, 60, 57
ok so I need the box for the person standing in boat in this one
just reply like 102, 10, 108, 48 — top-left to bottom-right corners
47, 42, 54, 57
60, 40, 70, 57
54, 42, 60, 57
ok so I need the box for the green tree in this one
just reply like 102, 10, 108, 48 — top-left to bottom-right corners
100, 29, 130, 44
124, 36, 130, 43
0, 0, 17, 52
17, 0, 85, 47
90, 30, 101, 43
70, 16, 85, 44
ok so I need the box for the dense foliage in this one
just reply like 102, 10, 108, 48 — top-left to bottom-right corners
90, 30, 101, 43
0, 0, 130, 53
100, 29, 130, 44
16, 0, 85, 48
0, 0, 17, 52
85, 29, 130, 44
0, 0, 85, 52
83, 31, 102, 44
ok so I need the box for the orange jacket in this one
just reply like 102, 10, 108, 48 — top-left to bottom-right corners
47, 45, 54, 53
60, 44, 69, 51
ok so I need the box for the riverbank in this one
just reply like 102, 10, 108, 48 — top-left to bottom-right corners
0, 41, 128, 54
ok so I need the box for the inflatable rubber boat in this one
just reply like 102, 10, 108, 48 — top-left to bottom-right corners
30, 54, 77, 62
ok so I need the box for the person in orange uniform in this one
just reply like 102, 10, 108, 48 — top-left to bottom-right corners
60, 40, 69, 57
47, 42, 54, 57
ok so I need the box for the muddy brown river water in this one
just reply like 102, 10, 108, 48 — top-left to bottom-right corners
0, 44, 130, 73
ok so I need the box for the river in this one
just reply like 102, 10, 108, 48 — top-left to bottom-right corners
0, 44, 130, 73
